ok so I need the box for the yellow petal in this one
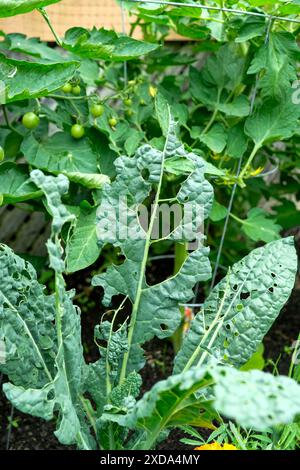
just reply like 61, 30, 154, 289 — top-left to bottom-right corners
194, 442, 238, 450
250, 166, 264, 177
149, 86, 158, 98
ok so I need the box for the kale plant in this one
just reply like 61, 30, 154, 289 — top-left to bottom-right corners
0, 107, 299, 450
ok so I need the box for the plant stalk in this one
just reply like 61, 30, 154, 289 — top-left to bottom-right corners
119, 112, 170, 384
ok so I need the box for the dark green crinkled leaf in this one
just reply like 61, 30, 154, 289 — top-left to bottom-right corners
0, 172, 94, 449
174, 237, 297, 373
0, 244, 56, 388
213, 367, 300, 431
92, 116, 213, 375
0, 0, 61, 17
111, 366, 300, 448
110, 372, 142, 408
29, 170, 93, 449
83, 320, 129, 417
62, 27, 159, 62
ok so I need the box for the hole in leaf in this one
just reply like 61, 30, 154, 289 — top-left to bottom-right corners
269, 287, 274, 293
21, 270, 31, 280
240, 292, 250, 300
141, 168, 150, 181
160, 323, 169, 331
47, 389, 55, 401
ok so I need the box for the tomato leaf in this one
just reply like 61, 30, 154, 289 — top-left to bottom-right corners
62, 27, 159, 62
240, 208, 282, 243
0, 53, 78, 103
0, 162, 41, 203
0, 0, 61, 17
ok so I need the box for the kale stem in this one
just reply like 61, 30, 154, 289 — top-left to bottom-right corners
119, 109, 171, 384
79, 395, 98, 438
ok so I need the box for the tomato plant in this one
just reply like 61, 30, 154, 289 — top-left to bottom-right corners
0, 0, 300, 453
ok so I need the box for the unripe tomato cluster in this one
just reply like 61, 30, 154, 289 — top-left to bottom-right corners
61, 82, 81, 96
19, 83, 137, 141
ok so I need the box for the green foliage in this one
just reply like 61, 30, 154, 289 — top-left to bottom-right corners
0, 0, 300, 452
0, 53, 79, 103
238, 208, 282, 243
174, 237, 297, 373
62, 27, 160, 62
0, 163, 41, 203
0, 0, 61, 18
0, 156, 298, 450
92, 116, 213, 375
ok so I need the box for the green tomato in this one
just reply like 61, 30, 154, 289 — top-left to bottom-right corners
124, 98, 132, 107
109, 117, 118, 127
0, 146, 4, 162
91, 104, 105, 118
125, 109, 133, 118
72, 85, 81, 96
61, 82, 72, 93
71, 124, 85, 139
22, 112, 40, 130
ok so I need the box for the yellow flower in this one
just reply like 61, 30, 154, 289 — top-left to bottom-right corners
222, 443, 238, 450
194, 442, 238, 450
249, 166, 264, 177
149, 86, 158, 97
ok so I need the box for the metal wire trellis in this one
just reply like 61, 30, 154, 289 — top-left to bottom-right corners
209, 16, 273, 290
124, 0, 300, 24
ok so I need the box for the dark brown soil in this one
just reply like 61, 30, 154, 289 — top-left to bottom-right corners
0, 255, 299, 451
